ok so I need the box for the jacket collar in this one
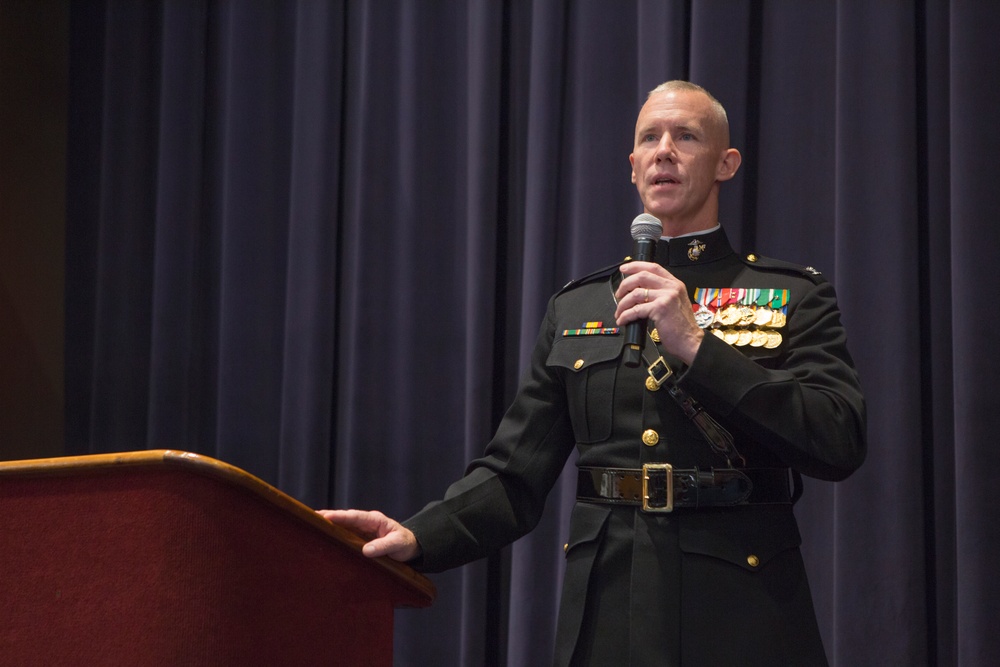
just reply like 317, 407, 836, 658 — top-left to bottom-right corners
656, 226, 735, 267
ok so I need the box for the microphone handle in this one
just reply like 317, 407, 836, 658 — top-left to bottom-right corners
623, 238, 657, 368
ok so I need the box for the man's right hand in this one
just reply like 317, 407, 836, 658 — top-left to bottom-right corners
316, 509, 421, 563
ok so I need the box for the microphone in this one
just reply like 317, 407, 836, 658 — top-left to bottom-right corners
623, 213, 663, 368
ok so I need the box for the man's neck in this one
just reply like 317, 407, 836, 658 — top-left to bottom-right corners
657, 206, 721, 238
662, 223, 720, 241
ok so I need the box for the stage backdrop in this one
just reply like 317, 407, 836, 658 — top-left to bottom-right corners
65, 1, 1000, 665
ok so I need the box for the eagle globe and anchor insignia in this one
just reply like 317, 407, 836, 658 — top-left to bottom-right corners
687, 239, 706, 261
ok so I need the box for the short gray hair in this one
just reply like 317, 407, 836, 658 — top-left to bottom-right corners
647, 80, 730, 143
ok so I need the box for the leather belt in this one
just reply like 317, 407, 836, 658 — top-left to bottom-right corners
577, 465, 792, 512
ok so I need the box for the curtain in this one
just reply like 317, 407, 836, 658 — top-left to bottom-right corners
66, 1, 1000, 664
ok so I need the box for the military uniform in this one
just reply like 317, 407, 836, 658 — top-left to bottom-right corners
404, 227, 866, 666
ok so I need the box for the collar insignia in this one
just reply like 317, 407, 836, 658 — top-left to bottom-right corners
687, 239, 706, 261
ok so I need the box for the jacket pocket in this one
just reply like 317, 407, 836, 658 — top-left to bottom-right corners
546, 335, 623, 443
678, 506, 802, 571
554, 502, 612, 665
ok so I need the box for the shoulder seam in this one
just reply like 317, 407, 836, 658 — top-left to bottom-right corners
557, 261, 621, 294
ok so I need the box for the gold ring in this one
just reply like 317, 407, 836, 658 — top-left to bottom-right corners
644, 288, 649, 302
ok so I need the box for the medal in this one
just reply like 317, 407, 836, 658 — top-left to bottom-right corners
693, 286, 790, 347
718, 304, 741, 326
694, 306, 714, 329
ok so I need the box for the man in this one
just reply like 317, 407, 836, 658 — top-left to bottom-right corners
320, 81, 866, 665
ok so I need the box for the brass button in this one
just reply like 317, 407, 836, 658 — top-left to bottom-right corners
564, 543, 569, 553
641, 429, 659, 446
746, 253, 758, 262
645, 376, 661, 392
573, 359, 584, 370
649, 328, 661, 343
747, 554, 760, 568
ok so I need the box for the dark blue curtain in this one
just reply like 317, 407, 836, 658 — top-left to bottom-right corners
65, 1, 1000, 664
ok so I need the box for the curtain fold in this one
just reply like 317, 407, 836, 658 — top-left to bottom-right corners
829, 3, 927, 663
949, 4, 1000, 663
65, 1, 1000, 664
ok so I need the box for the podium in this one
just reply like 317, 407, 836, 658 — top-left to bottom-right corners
0, 450, 435, 665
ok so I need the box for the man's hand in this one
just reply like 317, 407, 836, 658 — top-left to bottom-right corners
316, 509, 422, 562
615, 260, 704, 365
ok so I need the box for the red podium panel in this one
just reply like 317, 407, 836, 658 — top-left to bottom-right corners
0, 450, 434, 666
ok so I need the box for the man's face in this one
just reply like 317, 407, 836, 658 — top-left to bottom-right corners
629, 89, 738, 232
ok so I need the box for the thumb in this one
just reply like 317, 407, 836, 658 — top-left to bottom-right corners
361, 531, 419, 562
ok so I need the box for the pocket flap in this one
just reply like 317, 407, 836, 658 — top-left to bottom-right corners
564, 502, 611, 555
679, 508, 802, 571
547, 335, 623, 372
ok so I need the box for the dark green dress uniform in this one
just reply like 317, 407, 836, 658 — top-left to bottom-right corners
404, 227, 866, 666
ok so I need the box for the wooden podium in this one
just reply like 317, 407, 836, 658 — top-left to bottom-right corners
0, 450, 435, 666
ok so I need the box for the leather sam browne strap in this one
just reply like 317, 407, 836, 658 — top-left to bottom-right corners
577, 466, 793, 512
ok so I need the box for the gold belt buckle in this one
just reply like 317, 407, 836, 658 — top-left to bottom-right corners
642, 462, 674, 512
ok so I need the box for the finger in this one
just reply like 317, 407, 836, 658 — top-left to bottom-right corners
615, 276, 644, 304
615, 298, 648, 325
619, 260, 659, 275
317, 509, 385, 534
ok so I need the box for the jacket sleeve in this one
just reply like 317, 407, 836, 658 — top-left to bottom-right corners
679, 278, 866, 481
403, 297, 577, 573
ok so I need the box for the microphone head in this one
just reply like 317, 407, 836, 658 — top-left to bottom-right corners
630, 213, 663, 242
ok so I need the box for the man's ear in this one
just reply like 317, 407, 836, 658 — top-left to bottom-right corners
629, 152, 637, 184
716, 148, 742, 182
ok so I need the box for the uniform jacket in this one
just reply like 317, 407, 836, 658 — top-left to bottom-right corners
404, 227, 866, 666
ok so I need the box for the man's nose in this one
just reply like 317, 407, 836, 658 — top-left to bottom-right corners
655, 135, 677, 162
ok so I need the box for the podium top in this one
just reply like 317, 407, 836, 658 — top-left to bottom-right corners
0, 449, 435, 605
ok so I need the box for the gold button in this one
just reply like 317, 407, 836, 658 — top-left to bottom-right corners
645, 376, 661, 392
641, 429, 659, 446
573, 359, 584, 370
746, 253, 758, 262
747, 554, 760, 568
564, 543, 569, 553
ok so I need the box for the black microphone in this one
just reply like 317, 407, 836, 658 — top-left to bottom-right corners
623, 213, 663, 368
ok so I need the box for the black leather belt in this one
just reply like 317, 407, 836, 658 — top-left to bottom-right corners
577, 465, 792, 512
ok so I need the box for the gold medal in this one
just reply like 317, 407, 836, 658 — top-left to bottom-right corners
769, 310, 786, 328
736, 330, 753, 346
750, 330, 768, 347
718, 304, 741, 326
753, 307, 773, 326
738, 306, 756, 325
712, 328, 726, 340
764, 331, 783, 348
723, 329, 740, 345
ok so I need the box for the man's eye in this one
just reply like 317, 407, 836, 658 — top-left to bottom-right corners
643, 134, 658, 143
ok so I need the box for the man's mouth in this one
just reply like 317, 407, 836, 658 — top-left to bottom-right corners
652, 175, 679, 185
